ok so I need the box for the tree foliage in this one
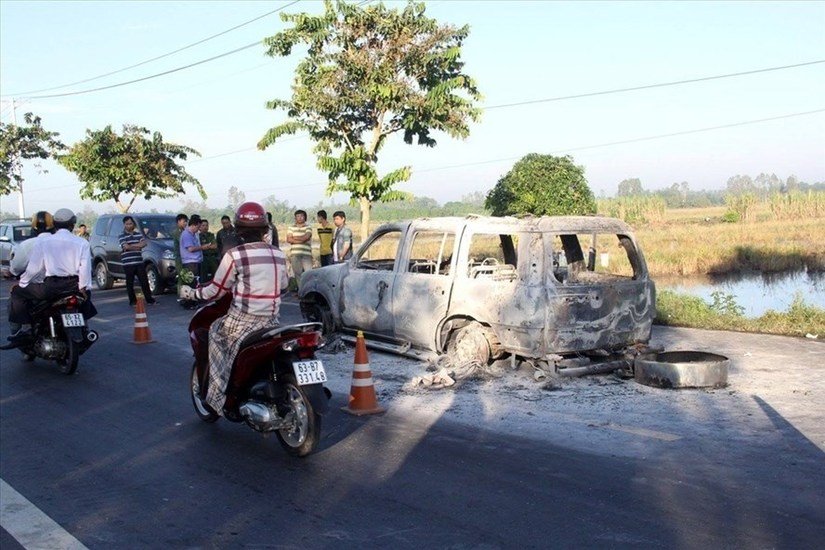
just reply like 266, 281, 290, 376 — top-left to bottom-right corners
485, 154, 596, 217
58, 125, 204, 213
617, 177, 644, 197
227, 185, 247, 209
258, 0, 481, 240
0, 112, 65, 195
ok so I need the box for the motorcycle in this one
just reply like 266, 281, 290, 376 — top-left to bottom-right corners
187, 294, 330, 457
14, 291, 99, 375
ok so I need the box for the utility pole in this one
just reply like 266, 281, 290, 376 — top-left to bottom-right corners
11, 98, 26, 219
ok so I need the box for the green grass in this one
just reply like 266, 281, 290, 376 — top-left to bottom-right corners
655, 290, 825, 338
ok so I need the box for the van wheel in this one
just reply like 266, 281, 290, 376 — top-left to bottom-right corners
95, 261, 113, 290
447, 322, 492, 366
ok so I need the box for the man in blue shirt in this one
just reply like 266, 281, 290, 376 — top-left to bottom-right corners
180, 217, 205, 283
119, 215, 156, 306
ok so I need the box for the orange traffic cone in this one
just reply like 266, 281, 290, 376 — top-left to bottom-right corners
342, 331, 385, 416
132, 295, 154, 344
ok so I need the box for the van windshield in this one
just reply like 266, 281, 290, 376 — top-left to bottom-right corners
137, 217, 176, 240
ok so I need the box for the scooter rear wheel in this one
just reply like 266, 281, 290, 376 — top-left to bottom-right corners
276, 373, 321, 457
190, 362, 219, 423
56, 337, 79, 375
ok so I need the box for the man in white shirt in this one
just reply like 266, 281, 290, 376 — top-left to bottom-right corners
7, 211, 56, 334
8, 208, 95, 340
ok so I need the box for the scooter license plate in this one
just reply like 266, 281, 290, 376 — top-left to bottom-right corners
61, 313, 86, 327
292, 360, 327, 385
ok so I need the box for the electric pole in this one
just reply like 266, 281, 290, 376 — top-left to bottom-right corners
11, 98, 26, 219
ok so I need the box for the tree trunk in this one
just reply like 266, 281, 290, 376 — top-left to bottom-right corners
359, 196, 371, 244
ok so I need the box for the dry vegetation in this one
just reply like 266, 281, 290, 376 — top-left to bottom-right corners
612, 201, 825, 277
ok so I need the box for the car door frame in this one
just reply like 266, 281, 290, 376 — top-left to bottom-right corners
391, 219, 461, 349
340, 224, 407, 336
105, 217, 126, 278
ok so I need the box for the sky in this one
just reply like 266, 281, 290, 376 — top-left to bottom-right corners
1, 0, 824, 216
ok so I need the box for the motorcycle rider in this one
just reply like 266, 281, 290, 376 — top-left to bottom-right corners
179, 202, 289, 417
8, 208, 95, 341
6, 211, 56, 338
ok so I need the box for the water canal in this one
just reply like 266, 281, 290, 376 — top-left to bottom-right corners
657, 269, 825, 318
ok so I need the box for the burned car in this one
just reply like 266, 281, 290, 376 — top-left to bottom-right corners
299, 215, 655, 368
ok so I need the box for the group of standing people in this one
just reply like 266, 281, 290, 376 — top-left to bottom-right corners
286, 209, 353, 288
170, 214, 223, 288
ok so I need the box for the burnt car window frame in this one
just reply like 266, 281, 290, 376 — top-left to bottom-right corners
354, 228, 403, 271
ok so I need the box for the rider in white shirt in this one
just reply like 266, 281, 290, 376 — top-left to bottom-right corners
10, 211, 55, 280
8, 208, 95, 341
7, 211, 55, 334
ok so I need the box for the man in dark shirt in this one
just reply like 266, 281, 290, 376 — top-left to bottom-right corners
172, 213, 188, 291
216, 215, 239, 257
199, 219, 219, 282
119, 215, 156, 306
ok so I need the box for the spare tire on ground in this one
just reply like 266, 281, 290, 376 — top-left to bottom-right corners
634, 351, 729, 389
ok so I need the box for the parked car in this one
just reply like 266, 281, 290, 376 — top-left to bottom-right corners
89, 213, 178, 294
299, 215, 656, 367
0, 218, 35, 277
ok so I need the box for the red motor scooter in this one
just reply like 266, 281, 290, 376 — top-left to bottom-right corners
187, 294, 330, 457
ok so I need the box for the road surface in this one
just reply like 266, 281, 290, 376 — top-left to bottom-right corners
1, 279, 823, 548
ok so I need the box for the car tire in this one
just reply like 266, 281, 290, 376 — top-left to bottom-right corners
447, 321, 493, 366
146, 264, 163, 295
94, 261, 114, 290
300, 297, 334, 335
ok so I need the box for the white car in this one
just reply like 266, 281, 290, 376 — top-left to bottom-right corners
299, 215, 656, 367
0, 219, 35, 277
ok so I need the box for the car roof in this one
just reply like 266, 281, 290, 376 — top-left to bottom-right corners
399, 214, 635, 234
100, 213, 176, 219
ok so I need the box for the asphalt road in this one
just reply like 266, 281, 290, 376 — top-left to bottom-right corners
1, 279, 823, 548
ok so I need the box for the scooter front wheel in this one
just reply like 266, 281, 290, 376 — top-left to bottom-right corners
276, 373, 321, 457
190, 362, 219, 423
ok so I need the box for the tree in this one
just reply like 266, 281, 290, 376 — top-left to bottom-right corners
0, 112, 65, 196
258, 0, 481, 241
227, 186, 246, 209
485, 154, 596, 217
726, 174, 755, 195
617, 178, 644, 197
59, 125, 204, 213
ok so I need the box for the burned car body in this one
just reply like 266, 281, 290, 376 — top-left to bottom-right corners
299, 215, 655, 364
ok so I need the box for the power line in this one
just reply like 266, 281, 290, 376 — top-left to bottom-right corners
484, 59, 825, 110
23, 42, 262, 100
414, 108, 825, 174
174, 58, 825, 162
190, 134, 305, 164
22, 107, 825, 196
3, 1, 300, 97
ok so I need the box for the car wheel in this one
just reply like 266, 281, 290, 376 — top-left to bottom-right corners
447, 322, 492, 366
94, 261, 114, 290
300, 298, 334, 335
146, 264, 162, 295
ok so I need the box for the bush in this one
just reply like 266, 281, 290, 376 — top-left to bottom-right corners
720, 210, 740, 223
485, 154, 596, 216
